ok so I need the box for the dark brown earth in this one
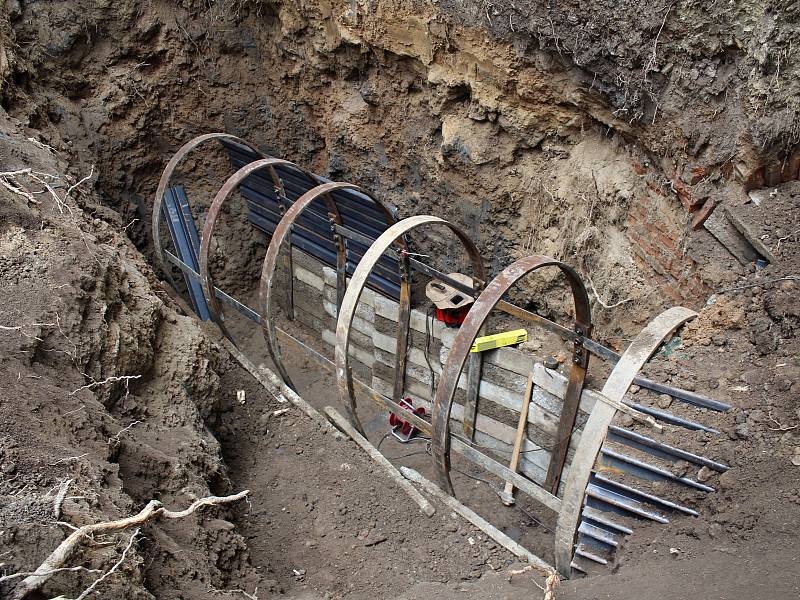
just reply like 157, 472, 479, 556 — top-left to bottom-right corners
1, 1, 799, 599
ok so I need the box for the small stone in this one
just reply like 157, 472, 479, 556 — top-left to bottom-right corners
619, 414, 634, 428
708, 522, 722, 538
697, 466, 714, 482
734, 423, 750, 439
657, 394, 673, 409
791, 448, 800, 467
669, 547, 680, 556
629, 385, 641, 394
520, 339, 542, 352
445, 521, 459, 533
734, 411, 747, 424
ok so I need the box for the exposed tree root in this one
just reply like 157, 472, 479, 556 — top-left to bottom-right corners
1, 490, 249, 599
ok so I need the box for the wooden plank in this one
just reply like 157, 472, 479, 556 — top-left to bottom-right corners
500, 374, 533, 505
544, 350, 588, 494
463, 352, 483, 440
533, 362, 600, 414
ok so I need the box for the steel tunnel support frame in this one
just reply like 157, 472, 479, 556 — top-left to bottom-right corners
429, 255, 592, 499
197, 158, 323, 345
553, 306, 698, 577
258, 182, 401, 392
334, 215, 486, 438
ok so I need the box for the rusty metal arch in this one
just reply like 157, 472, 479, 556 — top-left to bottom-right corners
152, 133, 266, 283
334, 215, 486, 437
430, 255, 593, 499
258, 182, 400, 391
554, 306, 697, 578
197, 158, 322, 343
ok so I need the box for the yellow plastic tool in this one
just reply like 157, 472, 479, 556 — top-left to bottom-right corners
470, 329, 528, 353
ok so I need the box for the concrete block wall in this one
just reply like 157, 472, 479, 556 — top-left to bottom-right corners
286, 247, 588, 486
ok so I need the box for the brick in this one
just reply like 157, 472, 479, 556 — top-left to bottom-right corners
689, 165, 708, 185
743, 166, 765, 190
656, 230, 679, 253
690, 197, 716, 230
720, 160, 734, 180
671, 177, 706, 212
645, 181, 666, 197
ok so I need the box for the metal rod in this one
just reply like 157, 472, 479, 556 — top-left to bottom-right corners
607, 426, 728, 472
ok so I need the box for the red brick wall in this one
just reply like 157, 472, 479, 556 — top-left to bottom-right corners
624, 178, 712, 306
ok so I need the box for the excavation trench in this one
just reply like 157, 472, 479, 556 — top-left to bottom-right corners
2, 0, 800, 598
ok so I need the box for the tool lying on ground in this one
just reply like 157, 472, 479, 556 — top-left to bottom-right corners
389, 398, 427, 442
500, 373, 535, 506
471, 328, 528, 353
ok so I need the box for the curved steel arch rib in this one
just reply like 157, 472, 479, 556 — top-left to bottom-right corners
197, 158, 322, 344
334, 215, 486, 437
258, 182, 398, 391
553, 305, 698, 578
429, 255, 592, 498
151, 133, 266, 282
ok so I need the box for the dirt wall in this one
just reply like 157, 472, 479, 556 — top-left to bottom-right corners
3, 1, 798, 339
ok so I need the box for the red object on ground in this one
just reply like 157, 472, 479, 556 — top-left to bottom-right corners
389, 398, 426, 442
435, 305, 470, 326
